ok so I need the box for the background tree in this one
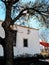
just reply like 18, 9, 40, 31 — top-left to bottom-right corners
0, 0, 49, 65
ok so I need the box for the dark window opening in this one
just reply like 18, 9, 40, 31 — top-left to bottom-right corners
23, 39, 28, 47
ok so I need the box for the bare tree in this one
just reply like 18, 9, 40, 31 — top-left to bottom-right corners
0, 0, 49, 65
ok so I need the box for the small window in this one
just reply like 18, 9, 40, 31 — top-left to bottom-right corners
23, 39, 28, 47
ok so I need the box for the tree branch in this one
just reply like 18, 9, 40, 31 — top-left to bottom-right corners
11, 8, 28, 24
13, 0, 19, 4
11, 7, 43, 24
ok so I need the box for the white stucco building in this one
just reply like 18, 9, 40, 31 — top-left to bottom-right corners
0, 21, 40, 56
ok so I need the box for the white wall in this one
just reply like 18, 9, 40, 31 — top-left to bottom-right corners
0, 22, 5, 38
0, 45, 4, 56
0, 22, 5, 56
13, 25, 40, 56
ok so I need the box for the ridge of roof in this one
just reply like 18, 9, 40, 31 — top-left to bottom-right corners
15, 24, 39, 30
0, 21, 39, 30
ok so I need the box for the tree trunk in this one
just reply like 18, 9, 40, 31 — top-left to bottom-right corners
1, 1, 14, 65
4, 28, 14, 65
1, 1, 18, 65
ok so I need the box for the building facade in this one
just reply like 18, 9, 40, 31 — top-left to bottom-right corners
0, 21, 40, 56
13, 25, 40, 56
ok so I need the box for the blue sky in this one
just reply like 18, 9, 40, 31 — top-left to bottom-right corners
0, 0, 40, 28
0, 1, 5, 21
20, 0, 36, 4
0, 0, 36, 21
0, 0, 49, 21
0, 0, 49, 42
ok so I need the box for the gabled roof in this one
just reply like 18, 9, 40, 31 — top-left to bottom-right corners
40, 41, 49, 47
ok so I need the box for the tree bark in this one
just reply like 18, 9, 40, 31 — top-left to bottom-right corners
0, 28, 14, 65
4, 28, 14, 65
